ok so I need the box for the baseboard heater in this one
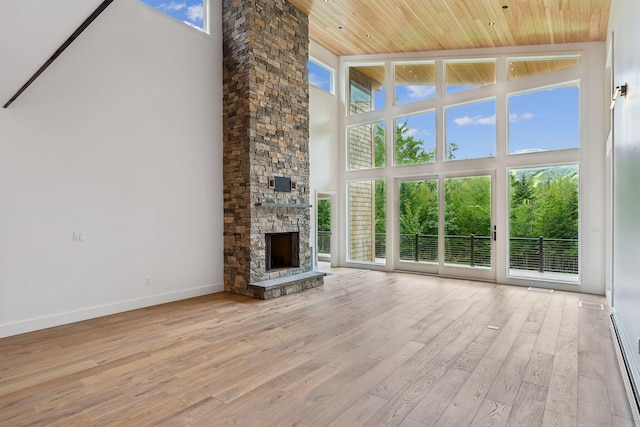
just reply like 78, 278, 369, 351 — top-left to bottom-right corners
611, 313, 640, 416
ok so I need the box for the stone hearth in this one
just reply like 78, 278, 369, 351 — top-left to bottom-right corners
221, 0, 325, 299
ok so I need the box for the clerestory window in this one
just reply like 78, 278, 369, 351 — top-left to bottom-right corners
139, 0, 209, 33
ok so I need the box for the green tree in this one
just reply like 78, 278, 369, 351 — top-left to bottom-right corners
317, 199, 331, 231
444, 176, 491, 237
509, 172, 536, 237
533, 175, 578, 239
395, 122, 435, 165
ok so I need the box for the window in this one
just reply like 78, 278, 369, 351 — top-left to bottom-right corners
394, 111, 436, 166
508, 56, 580, 80
445, 99, 497, 161
139, 0, 208, 32
348, 180, 386, 264
342, 50, 586, 284
348, 121, 385, 170
445, 60, 496, 94
509, 165, 579, 279
508, 85, 579, 154
309, 59, 333, 93
349, 65, 386, 114
395, 62, 436, 105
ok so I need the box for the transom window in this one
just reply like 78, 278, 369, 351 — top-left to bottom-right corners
309, 58, 334, 94
139, 0, 208, 33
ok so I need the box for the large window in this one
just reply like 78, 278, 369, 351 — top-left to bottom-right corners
445, 100, 497, 161
342, 52, 587, 285
508, 56, 580, 80
348, 180, 386, 264
349, 65, 386, 114
394, 111, 436, 166
509, 165, 579, 280
139, 0, 208, 32
445, 60, 496, 94
395, 62, 436, 105
508, 85, 579, 154
348, 121, 385, 170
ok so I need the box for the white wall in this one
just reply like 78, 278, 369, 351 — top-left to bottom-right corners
609, 0, 640, 398
309, 41, 340, 194
309, 41, 339, 265
0, 0, 224, 337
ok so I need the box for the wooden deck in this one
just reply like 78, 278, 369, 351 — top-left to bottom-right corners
0, 267, 636, 426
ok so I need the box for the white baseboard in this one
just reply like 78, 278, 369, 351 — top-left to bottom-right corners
610, 311, 640, 422
0, 283, 224, 339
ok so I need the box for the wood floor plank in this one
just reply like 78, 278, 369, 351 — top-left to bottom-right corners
534, 292, 565, 355
0, 267, 633, 427
545, 334, 579, 417
577, 375, 613, 425
485, 331, 537, 405
407, 367, 471, 425
434, 357, 503, 427
506, 381, 548, 425
523, 351, 555, 387
326, 393, 388, 427
541, 409, 577, 426
362, 357, 452, 427
469, 398, 512, 427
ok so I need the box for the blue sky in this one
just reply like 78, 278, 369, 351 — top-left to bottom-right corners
140, 0, 204, 30
309, 61, 332, 93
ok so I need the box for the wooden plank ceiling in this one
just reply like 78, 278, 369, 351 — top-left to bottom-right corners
288, 0, 611, 56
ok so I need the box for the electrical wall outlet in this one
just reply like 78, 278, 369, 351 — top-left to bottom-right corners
72, 232, 85, 242
145, 277, 152, 286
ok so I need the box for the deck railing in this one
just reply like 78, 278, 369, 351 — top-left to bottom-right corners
317, 230, 331, 255
373, 233, 578, 274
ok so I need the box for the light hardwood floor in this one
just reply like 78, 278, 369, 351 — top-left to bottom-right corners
0, 267, 637, 426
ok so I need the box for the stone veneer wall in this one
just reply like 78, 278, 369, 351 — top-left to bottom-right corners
222, 0, 315, 297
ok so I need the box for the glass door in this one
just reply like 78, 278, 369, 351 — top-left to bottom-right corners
396, 172, 495, 281
396, 178, 440, 273
440, 173, 495, 280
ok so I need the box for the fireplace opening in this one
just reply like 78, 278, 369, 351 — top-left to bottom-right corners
266, 232, 299, 271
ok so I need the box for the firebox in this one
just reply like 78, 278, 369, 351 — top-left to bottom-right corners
265, 232, 299, 271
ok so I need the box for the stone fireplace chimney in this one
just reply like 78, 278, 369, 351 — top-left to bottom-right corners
222, 0, 325, 299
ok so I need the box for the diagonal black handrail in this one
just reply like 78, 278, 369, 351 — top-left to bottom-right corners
3, 0, 114, 108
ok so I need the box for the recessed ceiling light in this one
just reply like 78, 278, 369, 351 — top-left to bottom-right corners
502, 5, 509, 9
338, 26, 343, 30
488, 21, 495, 26
366, 34, 372, 38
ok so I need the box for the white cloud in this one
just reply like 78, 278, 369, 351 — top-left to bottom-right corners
406, 85, 436, 99
513, 148, 546, 154
158, 1, 186, 12
182, 20, 201, 29
454, 114, 496, 126
405, 127, 431, 138
309, 73, 328, 88
187, 4, 203, 21
509, 112, 535, 123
